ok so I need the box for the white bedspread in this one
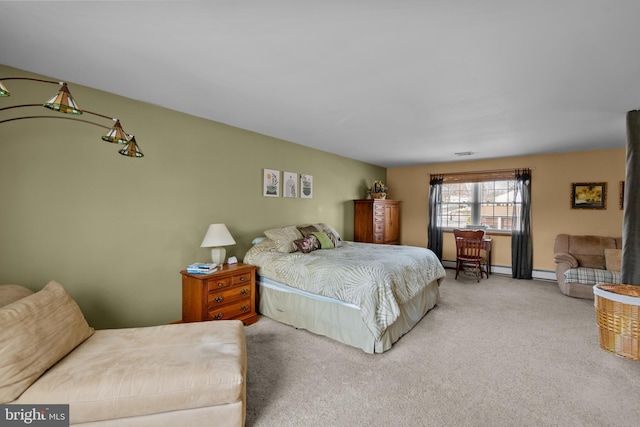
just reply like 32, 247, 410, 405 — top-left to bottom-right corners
244, 240, 446, 339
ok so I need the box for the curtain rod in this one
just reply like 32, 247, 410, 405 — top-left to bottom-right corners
430, 167, 534, 177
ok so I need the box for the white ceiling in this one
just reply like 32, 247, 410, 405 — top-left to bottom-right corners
1, 1, 639, 167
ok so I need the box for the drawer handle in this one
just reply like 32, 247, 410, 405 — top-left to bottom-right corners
214, 313, 224, 320
240, 289, 249, 295
217, 282, 225, 287
214, 296, 224, 303
239, 277, 246, 282
239, 305, 249, 311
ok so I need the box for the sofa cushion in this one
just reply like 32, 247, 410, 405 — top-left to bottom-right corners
564, 267, 621, 285
15, 320, 247, 425
604, 249, 622, 272
0, 281, 94, 403
567, 235, 618, 269
0, 284, 34, 308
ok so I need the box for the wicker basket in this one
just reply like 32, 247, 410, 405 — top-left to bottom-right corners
371, 192, 386, 199
593, 284, 640, 360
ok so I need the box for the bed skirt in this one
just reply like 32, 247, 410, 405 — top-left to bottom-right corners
257, 276, 440, 353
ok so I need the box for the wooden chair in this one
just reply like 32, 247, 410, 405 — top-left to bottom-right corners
453, 229, 487, 282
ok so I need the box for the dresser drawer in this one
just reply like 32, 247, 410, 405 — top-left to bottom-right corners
373, 233, 384, 243
208, 285, 251, 307
374, 222, 384, 233
232, 272, 252, 286
207, 277, 231, 291
208, 297, 252, 321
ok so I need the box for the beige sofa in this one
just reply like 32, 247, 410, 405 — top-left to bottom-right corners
0, 281, 247, 427
553, 234, 622, 299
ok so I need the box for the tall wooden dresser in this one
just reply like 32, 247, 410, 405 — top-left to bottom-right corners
353, 199, 400, 245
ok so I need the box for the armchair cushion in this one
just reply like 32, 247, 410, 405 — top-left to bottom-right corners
0, 281, 94, 403
554, 252, 578, 268
604, 249, 622, 272
564, 267, 621, 286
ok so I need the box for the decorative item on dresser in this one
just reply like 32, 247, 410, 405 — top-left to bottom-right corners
353, 199, 400, 244
181, 262, 258, 325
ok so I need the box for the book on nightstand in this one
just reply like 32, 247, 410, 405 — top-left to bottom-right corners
186, 263, 218, 274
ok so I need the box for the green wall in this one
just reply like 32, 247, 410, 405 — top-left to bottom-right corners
0, 64, 385, 329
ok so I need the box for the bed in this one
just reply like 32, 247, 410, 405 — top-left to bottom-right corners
243, 223, 446, 353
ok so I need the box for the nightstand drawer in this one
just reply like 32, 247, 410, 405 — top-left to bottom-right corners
232, 272, 252, 286
208, 285, 251, 307
207, 277, 231, 291
208, 297, 252, 321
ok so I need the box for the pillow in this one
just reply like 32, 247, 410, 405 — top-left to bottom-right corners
312, 231, 335, 249
294, 235, 320, 253
264, 226, 303, 253
314, 223, 343, 248
0, 285, 34, 308
604, 249, 622, 272
296, 224, 320, 238
251, 236, 267, 245
0, 280, 94, 403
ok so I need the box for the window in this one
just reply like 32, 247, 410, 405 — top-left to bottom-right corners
438, 173, 521, 233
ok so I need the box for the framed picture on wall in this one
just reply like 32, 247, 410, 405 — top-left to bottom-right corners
263, 169, 280, 197
620, 181, 625, 210
283, 171, 298, 198
571, 182, 607, 209
300, 174, 313, 199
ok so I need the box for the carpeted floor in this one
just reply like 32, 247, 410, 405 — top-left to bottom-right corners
243, 269, 640, 426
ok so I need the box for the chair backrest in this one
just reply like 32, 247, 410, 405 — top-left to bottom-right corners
453, 229, 485, 240
454, 229, 485, 260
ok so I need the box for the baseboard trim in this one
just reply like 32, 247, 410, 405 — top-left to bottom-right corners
442, 260, 557, 282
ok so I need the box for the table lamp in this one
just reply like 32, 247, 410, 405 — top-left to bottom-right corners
200, 224, 236, 266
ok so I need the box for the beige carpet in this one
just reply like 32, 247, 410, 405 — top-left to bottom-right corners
243, 269, 640, 426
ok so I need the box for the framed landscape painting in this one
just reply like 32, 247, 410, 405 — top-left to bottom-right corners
571, 182, 607, 209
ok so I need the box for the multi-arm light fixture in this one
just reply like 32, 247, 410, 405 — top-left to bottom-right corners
0, 77, 144, 158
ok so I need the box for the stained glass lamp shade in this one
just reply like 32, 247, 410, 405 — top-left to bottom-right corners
102, 120, 130, 144
118, 136, 144, 158
43, 83, 82, 115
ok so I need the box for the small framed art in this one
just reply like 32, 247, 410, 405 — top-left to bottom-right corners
571, 182, 607, 209
263, 169, 280, 197
620, 181, 625, 210
300, 174, 313, 199
283, 171, 298, 198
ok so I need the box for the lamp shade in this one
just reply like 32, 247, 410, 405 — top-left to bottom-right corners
200, 224, 236, 248
118, 136, 144, 158
0, 81, 9, 96
43, 83, 82, 115
102, 120, 130, 144
201, 224, 236, 266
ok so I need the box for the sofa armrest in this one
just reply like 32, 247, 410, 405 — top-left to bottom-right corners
554, 252, 578, 268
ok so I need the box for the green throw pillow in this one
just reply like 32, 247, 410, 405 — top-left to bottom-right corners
312, 231, 335, 249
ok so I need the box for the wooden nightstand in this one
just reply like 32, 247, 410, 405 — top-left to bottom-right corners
181, 262, 258, 326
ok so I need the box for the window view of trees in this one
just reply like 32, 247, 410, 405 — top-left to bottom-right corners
441, 180, 519, 231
